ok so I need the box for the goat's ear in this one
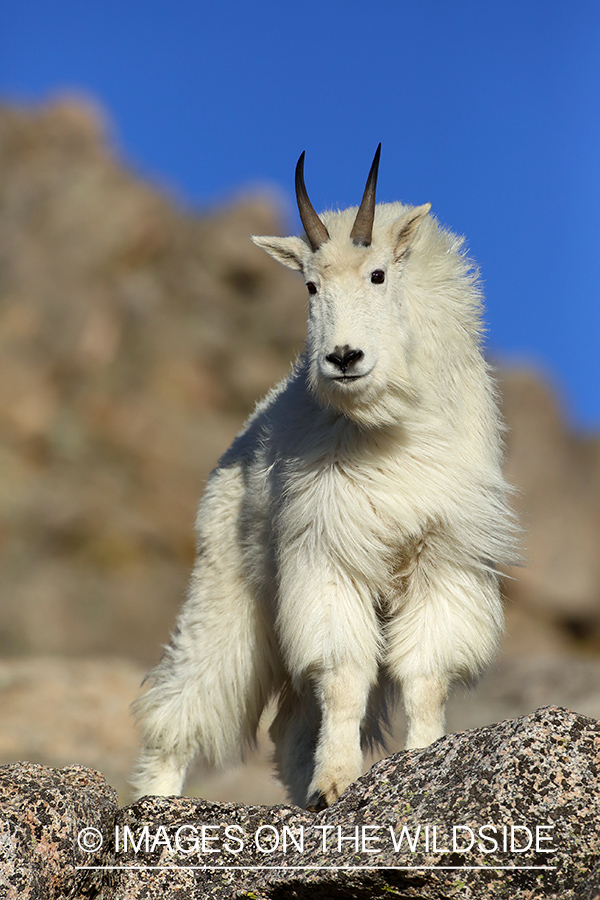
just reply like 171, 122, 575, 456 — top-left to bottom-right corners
392, 203, 431, 262
251, 235, 307, 271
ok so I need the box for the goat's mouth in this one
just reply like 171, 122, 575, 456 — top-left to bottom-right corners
332, 374, 365, 382
327, 372, 373, 391
315, 361, 375, 391
332, 375, 365, 384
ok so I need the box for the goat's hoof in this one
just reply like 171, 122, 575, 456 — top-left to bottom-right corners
306, 791, 328, 812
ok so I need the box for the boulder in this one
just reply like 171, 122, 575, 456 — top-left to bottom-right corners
1, 707, 599, 898
107, 706, 599, 899
0, 762, 118, 899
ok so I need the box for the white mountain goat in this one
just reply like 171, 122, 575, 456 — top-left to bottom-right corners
132, 146, 517, 809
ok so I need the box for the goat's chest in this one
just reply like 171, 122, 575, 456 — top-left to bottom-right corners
274, 452, 424, 589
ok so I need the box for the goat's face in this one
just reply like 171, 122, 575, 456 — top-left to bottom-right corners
302, 226, 417, 424
252, 148, 430, 426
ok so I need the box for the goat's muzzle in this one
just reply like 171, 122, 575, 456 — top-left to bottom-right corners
325, 345, 365, 376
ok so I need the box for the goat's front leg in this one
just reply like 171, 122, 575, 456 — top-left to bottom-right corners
276, 558, 380, 809
386, 551, 503, 752
306, 665, 373, 810
402, 673, 448, 749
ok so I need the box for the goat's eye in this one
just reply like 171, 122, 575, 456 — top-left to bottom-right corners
371, 269, 385, 285
306, 282, 317, 295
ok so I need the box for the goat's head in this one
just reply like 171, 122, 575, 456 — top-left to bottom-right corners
252, 146, 431, 427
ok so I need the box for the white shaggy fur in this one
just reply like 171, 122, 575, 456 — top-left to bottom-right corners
132, 184, 517, 809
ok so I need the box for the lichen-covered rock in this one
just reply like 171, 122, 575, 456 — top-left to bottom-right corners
575, 861, 600, 900
106, 797, 314, 899
106, 706, 599, 899
0, 761, 118, 899
0, 709, 597, 898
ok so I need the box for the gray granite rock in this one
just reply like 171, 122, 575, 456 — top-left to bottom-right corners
107, 706, 600, 899
574, 861, 600, 900
1, 708, 598, 898
0, 761, 118, 899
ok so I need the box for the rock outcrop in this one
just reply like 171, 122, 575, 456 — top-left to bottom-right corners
1, 707, 599, 899
0, 762, 117, 899
1, 97, 600, 893
0, 99, 599, 666
0, 98, 307, 662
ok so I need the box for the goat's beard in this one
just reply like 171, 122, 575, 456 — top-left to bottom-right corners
307, 362, 419, 429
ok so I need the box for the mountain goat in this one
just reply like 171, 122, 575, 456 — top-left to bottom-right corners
132, 145, 517, 810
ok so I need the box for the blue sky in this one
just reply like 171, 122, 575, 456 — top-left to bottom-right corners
1, 1, 599, 426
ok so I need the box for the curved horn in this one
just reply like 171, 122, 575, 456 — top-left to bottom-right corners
295, 151, 330, 252
350, 143, 381, 247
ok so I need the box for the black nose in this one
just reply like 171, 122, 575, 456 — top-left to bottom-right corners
325, 344, 364, 374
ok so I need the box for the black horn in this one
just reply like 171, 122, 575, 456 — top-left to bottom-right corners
349, 143, 381, 247
295, 151, 330, 252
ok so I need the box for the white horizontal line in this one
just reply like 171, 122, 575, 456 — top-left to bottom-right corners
76, 864, 557, 871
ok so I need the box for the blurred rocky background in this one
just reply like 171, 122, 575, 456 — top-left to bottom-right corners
1, 98, 599, 804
